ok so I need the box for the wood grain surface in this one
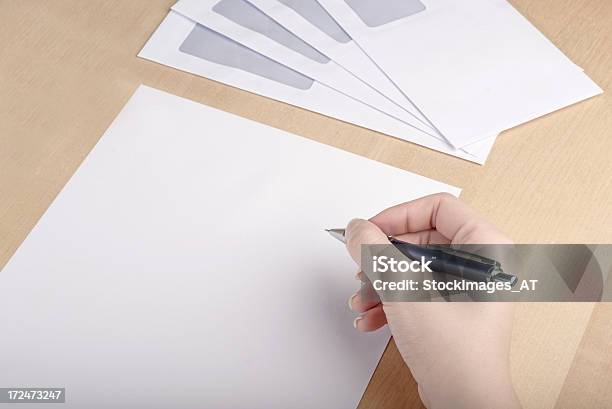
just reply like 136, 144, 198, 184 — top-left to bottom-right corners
0, 1, 610, 408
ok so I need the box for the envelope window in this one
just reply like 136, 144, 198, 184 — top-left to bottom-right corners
179, 24, 315, 90
345, 0, 426, 27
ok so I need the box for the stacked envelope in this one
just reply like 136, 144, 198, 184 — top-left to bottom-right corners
139, 0, 602, 164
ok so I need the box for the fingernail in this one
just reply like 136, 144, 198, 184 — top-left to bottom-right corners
347, 218, 360, 227
346, 218, 364, 234
348, 292, 357, 310
353, 316, 363, 329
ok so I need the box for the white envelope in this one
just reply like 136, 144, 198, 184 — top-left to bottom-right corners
317, 0, 603, 148
139, 12, 495, 163
172, 0, 437, 135
0, 85, 461, 408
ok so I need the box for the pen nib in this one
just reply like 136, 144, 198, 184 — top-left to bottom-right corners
326, 228, 347, 244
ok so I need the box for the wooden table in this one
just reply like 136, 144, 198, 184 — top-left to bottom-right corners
1, 1, 610, 407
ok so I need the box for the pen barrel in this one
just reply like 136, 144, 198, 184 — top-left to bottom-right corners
391, 240, 496, 283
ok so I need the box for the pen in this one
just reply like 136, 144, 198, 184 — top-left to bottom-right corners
326, 229, 517, 286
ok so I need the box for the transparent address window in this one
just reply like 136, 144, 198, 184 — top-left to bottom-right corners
179, 24, 314, 90
345, 0, 425, 27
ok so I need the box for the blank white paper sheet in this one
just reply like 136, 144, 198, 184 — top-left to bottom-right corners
0, 86, 460, 408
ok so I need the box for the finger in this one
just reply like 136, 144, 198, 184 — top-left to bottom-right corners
369, 193, 487, 240
394, 229, 451, 245
349, 288, 382, 313
354, 305, 387, 332
345, 218, 391, 267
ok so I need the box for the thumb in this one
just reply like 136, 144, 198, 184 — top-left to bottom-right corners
345, 218, 390, 268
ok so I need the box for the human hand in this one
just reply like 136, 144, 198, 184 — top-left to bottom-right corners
345, 193, 521, 409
